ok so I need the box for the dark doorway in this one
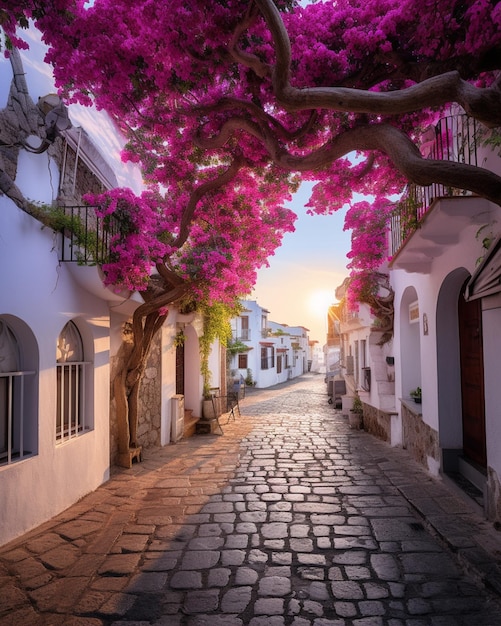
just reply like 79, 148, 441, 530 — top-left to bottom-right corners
176, 343, 185, 396
458, 280, 486, 468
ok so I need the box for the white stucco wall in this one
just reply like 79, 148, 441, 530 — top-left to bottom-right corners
0, 197, 111, 546
390, 195, 501, 487
391, 200, 499, 434
0, 25, 145, 546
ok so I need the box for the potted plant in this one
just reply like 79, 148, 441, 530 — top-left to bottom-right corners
202, 384, 221, 419
410, 387, 422, 404
349, 393, 363, 430
245, 368, 254, 386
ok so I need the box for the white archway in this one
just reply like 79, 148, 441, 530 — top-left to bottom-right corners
436, 267, 469, 469
399, 286, 421, 399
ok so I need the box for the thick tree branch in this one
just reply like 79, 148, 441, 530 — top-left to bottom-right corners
252, 0, 501, 127
173, 154, 247, 248
192, 96, 318, 143
201, 115, 501, 206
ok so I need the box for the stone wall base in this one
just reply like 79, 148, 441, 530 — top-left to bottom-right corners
401, 402, 440, 470
362, 403, 391, 443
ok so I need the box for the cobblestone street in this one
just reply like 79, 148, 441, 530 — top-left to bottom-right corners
2, 374, 501, 625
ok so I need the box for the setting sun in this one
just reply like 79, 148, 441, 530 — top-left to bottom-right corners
308, 289, 335, 317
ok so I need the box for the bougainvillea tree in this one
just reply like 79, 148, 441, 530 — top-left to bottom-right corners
2, 0, 501, 459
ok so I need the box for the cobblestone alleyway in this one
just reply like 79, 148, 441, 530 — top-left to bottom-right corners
2, 374, 501, 625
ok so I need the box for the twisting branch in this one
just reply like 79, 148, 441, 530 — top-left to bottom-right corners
193, 96, 318, 143
249, 0, 501, 127
173, 154, 248, 247
198, 115, 501, 206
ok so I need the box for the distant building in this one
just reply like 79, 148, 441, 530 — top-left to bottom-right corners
229, 300, 309, 388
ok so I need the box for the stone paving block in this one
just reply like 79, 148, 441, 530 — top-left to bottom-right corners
299, 566, 326, 580
291, 538, 314, 552
201, 502, 234, 514
169, 570, 202, 589
72, 588, 110, 613
290, 524, 310, 538
221, 585, 252, 612
311, 515, 345, 525
297, 553, 326, 566
29, 576, 90, 612
24, 533, 68, 555
126, 571, 168, 592
0, 606, 51, 626
188, 536, 224, 550
0, 580, 28, 612
331, 580, 364, 599
236, 522, 258, 534
258, 575, 291, 596
183, 589, 220, 613
99, 593, 136, 616
253, 597, 285, 614
235, 566, 259, 585
98, 554, 141, 576
181, 550, 220, 570
261, 522, 288, 539
248, 549, 268, 564
110, 533, 150, 554
308, 581, 329, 600
221, 549, 246, 566
334, 536, 378, 550
186, 616, 243, 626
208, 567, 231, 587
9, 557, 49, 581
334, 601, 358, 617
302, 599, 324, 615
400, 553, 459, 577
142, 553, 179, 571
57, 520, 104, 541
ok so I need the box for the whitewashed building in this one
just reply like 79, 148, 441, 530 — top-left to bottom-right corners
340, 112, 501, 521
0, 32, 209, 546
229, 300, 309, 388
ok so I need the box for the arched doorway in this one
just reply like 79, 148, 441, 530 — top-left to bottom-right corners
458, 279, 486, 468
175, 340, 184, 396
400, 286, 421, 397
437, 269, 486, 493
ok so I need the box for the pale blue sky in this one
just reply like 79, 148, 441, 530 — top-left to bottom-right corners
251, 181, 351, 343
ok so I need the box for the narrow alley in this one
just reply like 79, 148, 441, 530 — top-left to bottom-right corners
1, 374, 501, 626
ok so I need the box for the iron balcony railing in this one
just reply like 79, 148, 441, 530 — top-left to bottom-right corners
390, 114, 479, 257
58, 205, 120, 264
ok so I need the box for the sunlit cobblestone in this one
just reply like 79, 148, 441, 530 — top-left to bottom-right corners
1, 374, 501, 625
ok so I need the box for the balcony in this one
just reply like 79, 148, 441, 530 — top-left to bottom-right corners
239, 329, 251, 341
390, 114, 480, 262
58, 205, 120, 265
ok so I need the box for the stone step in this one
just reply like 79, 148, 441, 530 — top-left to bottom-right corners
183, 409, 199, 439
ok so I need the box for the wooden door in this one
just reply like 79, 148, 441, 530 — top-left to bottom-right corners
458, 283, 486, 467
175, 343, 184, 396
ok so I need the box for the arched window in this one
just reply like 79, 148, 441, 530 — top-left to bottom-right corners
0, 320, 36, 464
56, 321, 91, 442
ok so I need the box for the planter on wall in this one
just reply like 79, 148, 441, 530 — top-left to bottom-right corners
348, 410, 362, 430
341, 395, 354, 416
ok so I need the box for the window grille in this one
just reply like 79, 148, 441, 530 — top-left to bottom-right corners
56, 361, 90, 442
0, 371, 35, 465
56, 321, 91, 443
260, 346, 275, 370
